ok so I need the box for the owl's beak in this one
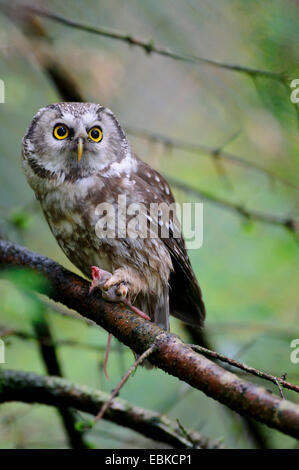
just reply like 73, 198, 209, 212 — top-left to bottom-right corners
77, 137, 84, 163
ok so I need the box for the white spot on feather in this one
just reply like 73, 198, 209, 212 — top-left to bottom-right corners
102, 155, 137, 178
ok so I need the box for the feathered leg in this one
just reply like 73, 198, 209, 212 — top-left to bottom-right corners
134, 284, 170, 368
154, 284, 170, 331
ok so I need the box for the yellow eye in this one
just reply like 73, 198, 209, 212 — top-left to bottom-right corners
53, 124, 69, 140
88, 126, 103, 142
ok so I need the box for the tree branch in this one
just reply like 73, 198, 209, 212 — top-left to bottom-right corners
31, 308, 89, 448
165, 176, 299, 237
0, 240, 299, 439
25, 6, 287, 82
189, 345, 299, 395
0, 369, 219, 449
126, 127, 299, 191
184, 324, 270, 449
7, 8, 297, 193
0, 323, 121, 352
95, 344, 156, 422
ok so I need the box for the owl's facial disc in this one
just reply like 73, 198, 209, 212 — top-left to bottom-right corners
52, 120, 104, 163
23, 103, 132, 182
51, 119, 103, 163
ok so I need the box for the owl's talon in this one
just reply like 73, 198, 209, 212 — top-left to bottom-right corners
101, 282, 129, 303
89, 266, 151, 320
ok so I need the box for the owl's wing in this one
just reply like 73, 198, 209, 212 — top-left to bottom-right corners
135, 158, 205, 327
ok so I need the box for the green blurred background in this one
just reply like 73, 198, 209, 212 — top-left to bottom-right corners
0, 0, 298, 449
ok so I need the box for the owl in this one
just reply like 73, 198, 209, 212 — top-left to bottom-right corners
22, 102, 205, 370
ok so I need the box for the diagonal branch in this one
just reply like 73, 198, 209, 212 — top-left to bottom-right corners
166, 176, 299, 236
3, 321, 297, 394
6, 7, 296, 192
126, 127, 299, 191
95, 344, 156, 422
189, 345, 299, 395
0, 240, 299, 439
0, 369, 219, 449
24, 6, 287, 83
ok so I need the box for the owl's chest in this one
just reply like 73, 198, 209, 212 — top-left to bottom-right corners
38, 177, 172, 281
39, 181, 111, 273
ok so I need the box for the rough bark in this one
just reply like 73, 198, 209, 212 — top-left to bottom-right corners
0, 240, 299, 439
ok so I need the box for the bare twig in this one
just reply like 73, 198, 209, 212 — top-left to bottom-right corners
26, 6, 288, 83
205, 320, 298, 337
0, 369, 220, 448
166, 176, 299, 236
184, 324, 269, 449
9, 8, 296, 193
189, 344, 299, 395
95, 344, 156, 421
0, 240, 299, 438
274, 380, 285, 400
127, 127, 299, 191
0, 323, 126, 352
176, 419, 198, 449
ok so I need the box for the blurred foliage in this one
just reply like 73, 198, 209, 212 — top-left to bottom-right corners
0, 0, 298, 449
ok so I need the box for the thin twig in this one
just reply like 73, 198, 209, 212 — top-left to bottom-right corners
27, 7, 288, 82
0, 323, 120, 352
41, 298, 95, 325
205, 320, 298, 337
184, 324, 269, 449
95, 344, 156, 422
166, 176, 299, 236
12, 8, 296, 193
127, 127, 299, 191
176, 419, 197, 449
189, 344, 299, 395
274, 379, 285, 400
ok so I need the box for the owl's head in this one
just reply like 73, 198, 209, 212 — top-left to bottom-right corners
22, 102, 132, 182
